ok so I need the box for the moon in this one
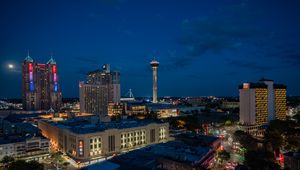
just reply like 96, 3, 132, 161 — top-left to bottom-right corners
8, 64, 14, 69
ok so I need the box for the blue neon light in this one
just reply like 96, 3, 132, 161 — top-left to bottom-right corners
30, 82, 34, 92
54, 84, 58, 92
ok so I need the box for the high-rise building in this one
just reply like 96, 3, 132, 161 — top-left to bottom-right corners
79, 64, 120, 116
150, 59, 159, 103
239, 79, 287, 125
22, 55, 62, 111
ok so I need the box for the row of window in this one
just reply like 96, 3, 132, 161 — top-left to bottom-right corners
121, 130, 146, 149
90, 137, 102, 156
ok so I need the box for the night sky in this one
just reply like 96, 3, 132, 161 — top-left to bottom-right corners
1, 0, 300, 98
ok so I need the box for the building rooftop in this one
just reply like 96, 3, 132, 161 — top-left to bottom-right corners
0, 134, 47, 145
44, 119, 166, 134
175, 133, 220, 146
273, 84, 287, 89
259, 78, 274, 82
24, 55, 34, 62
46, 57, 56, 64
238, 83, 268, 89
111, 140, 212, 169
149, 141, 211, 164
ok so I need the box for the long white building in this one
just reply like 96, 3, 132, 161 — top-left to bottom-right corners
38, 119, 169, 162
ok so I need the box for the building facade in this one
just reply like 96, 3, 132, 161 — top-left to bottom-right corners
239, 79, 287, 125
79, 64, 120, 116
22, 55, 62, 111
0, 136, 50, 161
107, 103, 124, 117
38, 119, 169, 161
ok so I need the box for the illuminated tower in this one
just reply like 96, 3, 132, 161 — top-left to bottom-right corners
150, 59, 159, 103
22, 55, 62, 111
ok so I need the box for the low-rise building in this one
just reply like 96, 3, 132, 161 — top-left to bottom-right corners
239, 124, 267, 137
124, 102, 147, 116
38, 119, 169, 162
221, 101, 239, 109
107, 103, 123, 117
0, 135, 50, 161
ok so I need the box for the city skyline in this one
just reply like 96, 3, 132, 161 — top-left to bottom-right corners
1, 0, 300, 98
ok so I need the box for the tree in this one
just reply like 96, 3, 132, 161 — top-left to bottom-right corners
1, 156, 15, 164
265, 129, 283, 151
218, 150, 230, 162
244, 150, 281, 170
52, 151, 63, 164
8, 160, 43, 170
233, 130, 257, 151
63, 161, 70, 169
27, 160, 44, 170
225, 120, 232, 126
145, 111, 157, 120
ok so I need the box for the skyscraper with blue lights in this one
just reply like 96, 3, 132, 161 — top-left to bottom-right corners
22, 55, 62, 111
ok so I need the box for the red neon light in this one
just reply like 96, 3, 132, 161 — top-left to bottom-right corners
28, 63, 32, 72
53, 65, 57, 73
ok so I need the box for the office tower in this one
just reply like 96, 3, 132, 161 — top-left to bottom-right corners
150, 59, 159, 103
239, 79, 287, 125
22, 55, 62, 111
79, 64, 120, 116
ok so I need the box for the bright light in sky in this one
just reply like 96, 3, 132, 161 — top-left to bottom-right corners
8, 64, 14, 69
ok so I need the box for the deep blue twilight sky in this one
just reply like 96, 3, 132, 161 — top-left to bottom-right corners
1, 0, 300, 98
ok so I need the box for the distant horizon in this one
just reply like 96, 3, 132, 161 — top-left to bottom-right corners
3, 95, 300, 101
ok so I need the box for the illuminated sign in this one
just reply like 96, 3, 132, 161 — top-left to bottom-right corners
53, 65, 57, 92
54, 84, 58, 92
28, 63, 34, 92
30, 82, 34, 91
53, 65, 56, 73
78, 140, 84, 156
28, 63, 32, 71
29, 72, 33, 80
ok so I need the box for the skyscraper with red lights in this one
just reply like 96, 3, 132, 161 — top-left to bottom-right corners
22, 55, 62, 111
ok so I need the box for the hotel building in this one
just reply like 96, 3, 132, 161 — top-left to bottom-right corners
22, 55, 62, 111
79, 64, 120, 116
239, 79, 287, 125
38, 119, 169, 161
